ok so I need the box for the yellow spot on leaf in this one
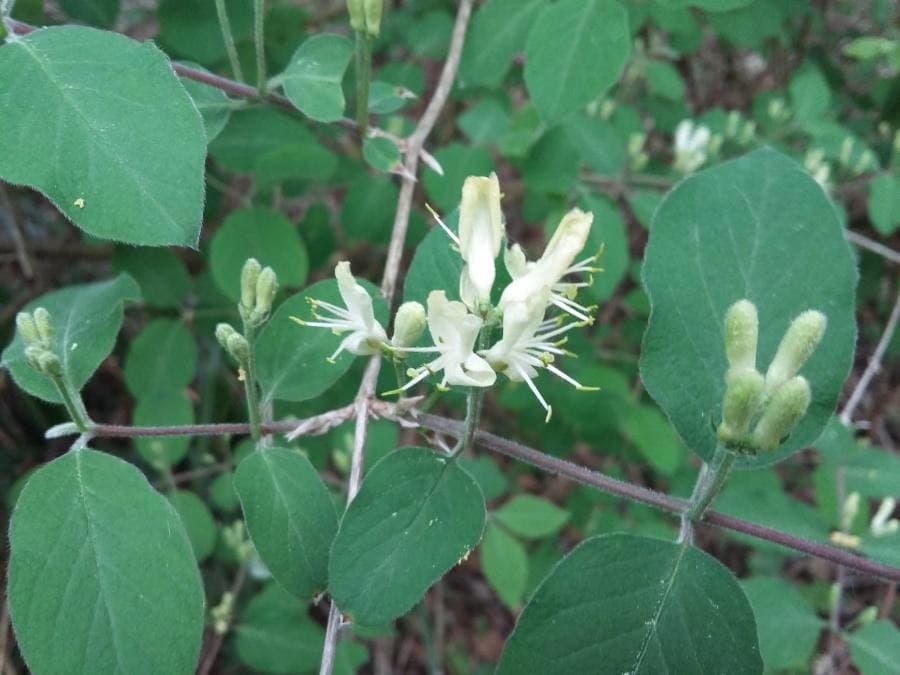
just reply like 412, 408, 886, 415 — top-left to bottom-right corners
73, 197, 85, 209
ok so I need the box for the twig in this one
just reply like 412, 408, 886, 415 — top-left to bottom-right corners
845, 230, 900, 265
196, 564, 248, 675
0, 183, 33, 279
840, 291, 900, 425
318, 3, 474, 673
71, 411, 900, 582
415, 412, 900, 584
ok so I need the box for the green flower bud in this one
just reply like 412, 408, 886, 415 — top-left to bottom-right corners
765, 310, 826, 394
24, 344, 44, 371
33, 307, 53, 345
35, 349, 62, 377
717, 369, 764, 446
391, 301, 426, 349
240, 258, 262, 316
752, 376, 811, 451
723, 299, 758, 378
215, 323, 238, 350
363, 0, 383, 36
16, 312, 39, 346
347, 0, 365, 32
226, 333, 251, 363
856, 606, 879, 627
249, 266, 278, 325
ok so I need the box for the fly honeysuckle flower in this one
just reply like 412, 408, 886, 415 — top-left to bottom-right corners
389, 290, 496, 392
499, 208, 599, 323
291, 261, 387, 361
673, 120, 711, 174
483, 288, 597, 421
431, 172, 505, 310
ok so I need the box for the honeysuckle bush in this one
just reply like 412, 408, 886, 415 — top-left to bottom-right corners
0, 1, 898, 674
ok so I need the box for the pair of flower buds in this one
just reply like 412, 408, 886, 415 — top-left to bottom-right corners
215, 259, 279, 363
718, 299, 826, 452
346, 0, 383, 36
16, 308, 61, 377
299, 173, 601, 420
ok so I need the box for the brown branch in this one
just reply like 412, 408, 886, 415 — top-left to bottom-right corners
415, 412, 900, 584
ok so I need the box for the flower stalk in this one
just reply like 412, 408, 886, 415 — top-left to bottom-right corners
679, 442, 736, 543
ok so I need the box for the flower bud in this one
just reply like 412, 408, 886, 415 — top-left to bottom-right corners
765, 310, 826, 394
240, 258, 262, 316
717, 369, 764, 445
346, 0, 365, 32
723, 299, 758, 378
27, 346, 62, 377
752, 376, 811, 451
215, 323, 238, 349
363, 0, 383, 36
248, 266, 278, 325
856, 606, 879, 627
226, 333, 251, 363
16, 312, 39, 346
32, 307, 53, 345
391, 301, 426, 349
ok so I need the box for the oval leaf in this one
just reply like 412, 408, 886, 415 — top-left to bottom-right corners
255, 277, 387, 403
1, 274, 140, 403
497, 534, 762, 674
524, 0, 631, 124
282, 34, 353, 122
641, 148, 857, 466
329, 447, 486, 625
0, 26, 207, 245
235, 447, 338, 599
8, 449, 204, 674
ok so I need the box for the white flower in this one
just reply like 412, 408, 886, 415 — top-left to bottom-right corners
499, 208, 598, 322
431, 173, 505, 310
459, 173, 504, 307
484, 287, 596, 421
392, 291, 496, 391
673, 120, 711, 174
291, 261, 387, 361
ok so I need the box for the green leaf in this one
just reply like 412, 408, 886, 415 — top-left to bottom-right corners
582, 194, 629, 301
621, 404, 685, 475
740, 577, 823, 672
459, 98, 512, 145
169, 490, 217, 562
497, 534, 762, 674
494, 495, 569, 539
458, 0, 547, 89
481, 522, 529, 608
363, 136, 401, 172
112, 246, 191, 309
847, 620, 900, 675
157, 0, 253, 66
368, 80, 416, 114
124, 319, 197, 399
209, 108, 320, 173
58, 0, 119, 27
235, 447, 338, 599
459, 456, 509, 500
282, 34, 354, 123
422, 143, 494, 212
789, 64, 832, 127
403, 218, 463, 306
645, 60, 685, 101
134, 391, 195, 468
235, 583, 325, 674
341, 177, 400, 244
178, 65, 233, 142
209, 207, 309, 302
868, 173, 900, 235
255, 277, 388, 403
8, 449, 204, 674
2, 274, 140, 403
524, 0, 631, 125
0, 26, 207, 246
562, 113, 627, 176
641, 148, 858, 466
329, 447, 486, 625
